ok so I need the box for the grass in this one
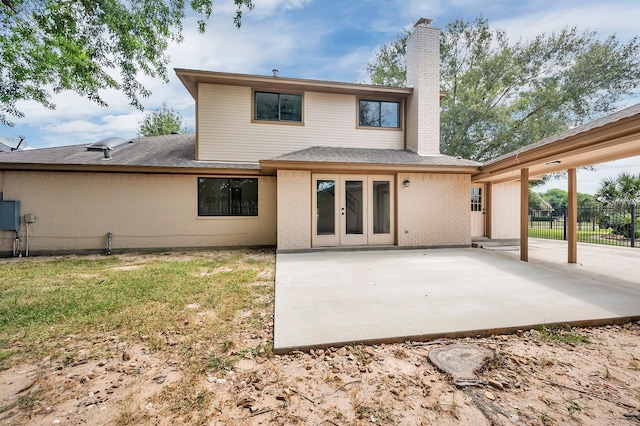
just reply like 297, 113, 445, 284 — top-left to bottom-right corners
0, 250, 275, 371
538, 324, 590, 344
528, 225, 636, 247
354, 402, 396, 424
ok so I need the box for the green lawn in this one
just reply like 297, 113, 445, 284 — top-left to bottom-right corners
0, 250, 275, 371
528, 224, 634, 247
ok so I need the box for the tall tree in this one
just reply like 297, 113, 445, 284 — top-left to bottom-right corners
138, 103, 189, 137
595, 172, 640, 205
367, 17, 640, 161
0, 0, 254, 126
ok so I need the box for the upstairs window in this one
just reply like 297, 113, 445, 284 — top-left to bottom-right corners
198, 178, 258, 216
358, 100, 400, 128
254, 91, 302, 123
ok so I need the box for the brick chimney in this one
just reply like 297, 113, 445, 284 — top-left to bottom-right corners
405, 18, 440, 155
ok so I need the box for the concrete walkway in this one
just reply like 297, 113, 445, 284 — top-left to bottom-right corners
273, 239, 640, 353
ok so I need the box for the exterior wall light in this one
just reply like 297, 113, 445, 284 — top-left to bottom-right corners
403, 179, 411, 188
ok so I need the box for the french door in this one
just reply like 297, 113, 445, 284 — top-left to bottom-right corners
312, 174, 394, 247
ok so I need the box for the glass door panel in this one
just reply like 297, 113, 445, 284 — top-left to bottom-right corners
340, 175, 368, 245
368, 176, 394, 245
344, 180, 363, 235
372, 181, 390, 234
312, 175, 339, 247
316, 180, 336, 235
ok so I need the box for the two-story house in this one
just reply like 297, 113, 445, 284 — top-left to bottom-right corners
0, 19, 522, 255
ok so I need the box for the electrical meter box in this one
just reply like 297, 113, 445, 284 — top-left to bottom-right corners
0, 200, 21, 231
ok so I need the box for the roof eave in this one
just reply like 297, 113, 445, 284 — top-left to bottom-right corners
260, 159, 479, 175
474, 112, 640, 183
175, 68, 414, 99
0, 163, 262, 175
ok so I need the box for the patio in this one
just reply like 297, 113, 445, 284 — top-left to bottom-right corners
273, 239, 640, 353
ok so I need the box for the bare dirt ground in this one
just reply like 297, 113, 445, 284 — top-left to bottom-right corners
1, 252, 640, 425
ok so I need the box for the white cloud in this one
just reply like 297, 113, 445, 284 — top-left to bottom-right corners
38, 113, 145, 147
492, 2, 640, 42
252, 0, 313, 15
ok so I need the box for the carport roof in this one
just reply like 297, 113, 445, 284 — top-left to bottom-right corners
473, 103, 640, 183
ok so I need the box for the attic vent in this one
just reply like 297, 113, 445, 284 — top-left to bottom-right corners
86, 137, 130, 151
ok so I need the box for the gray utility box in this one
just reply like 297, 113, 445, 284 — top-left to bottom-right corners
0, 200, 21, 230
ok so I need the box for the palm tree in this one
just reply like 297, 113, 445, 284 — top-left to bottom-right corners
595, 172, 640, 206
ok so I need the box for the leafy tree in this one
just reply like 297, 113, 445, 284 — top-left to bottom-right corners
366, 29, 409, 87
595, 172, 640, 206
367, 17, 640, 161
0, 0, 254, 126
138, 103, 189, 137
543, 188, 568, 212
528, 189, 543, 211
577, 193, 599, 208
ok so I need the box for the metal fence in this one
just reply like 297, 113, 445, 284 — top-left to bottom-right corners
529, 204, 638, 248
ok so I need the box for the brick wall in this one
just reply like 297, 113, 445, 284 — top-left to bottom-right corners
276, 170, 311, 250
491, 181, 521, 239
406, 21, 440, 155
397, 173, 471, 246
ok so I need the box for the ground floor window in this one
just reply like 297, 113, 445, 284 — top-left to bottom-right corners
198, 178, 258, 216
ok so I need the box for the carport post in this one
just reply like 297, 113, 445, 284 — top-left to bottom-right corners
520, 168, 529, 262
568, 168, 578, 263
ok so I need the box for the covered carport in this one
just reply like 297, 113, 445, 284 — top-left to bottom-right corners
473, 103, 640, 263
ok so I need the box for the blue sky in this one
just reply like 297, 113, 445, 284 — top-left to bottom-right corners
2, 0, 640, 194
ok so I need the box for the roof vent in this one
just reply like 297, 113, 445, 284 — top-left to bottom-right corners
86, 137, 130, 151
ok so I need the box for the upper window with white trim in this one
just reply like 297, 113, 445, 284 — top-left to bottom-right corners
254, 91, 302, 123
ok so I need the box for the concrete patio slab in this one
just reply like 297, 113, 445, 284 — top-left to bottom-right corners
273, 240, 640, 353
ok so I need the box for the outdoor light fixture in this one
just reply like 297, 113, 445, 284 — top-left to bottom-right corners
403, 179, 411, 187
546, 160, 562, 165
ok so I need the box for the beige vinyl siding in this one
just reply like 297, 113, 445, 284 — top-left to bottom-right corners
397, 173, 471, 247
197, 84, 405, 162
276, 170, 311, 250
491, 181, 520, 239
0, 171, 276, 254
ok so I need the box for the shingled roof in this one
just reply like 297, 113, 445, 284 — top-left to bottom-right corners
0, 134, 259, 170
266, 146, 481, 167
483, 103, 640, 167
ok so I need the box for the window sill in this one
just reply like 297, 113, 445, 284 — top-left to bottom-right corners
197, 216, 260, 220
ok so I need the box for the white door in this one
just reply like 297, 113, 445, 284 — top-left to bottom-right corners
312, 174, 395, 247
470, 185, 485, 237
340, 175, 368, 245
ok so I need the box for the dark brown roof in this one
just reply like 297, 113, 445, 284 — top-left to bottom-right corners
0, 134, 259, 170
267, 146, 481, 167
